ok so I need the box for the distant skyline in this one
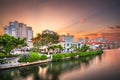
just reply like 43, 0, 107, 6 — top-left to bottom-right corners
0, 0, 120, 41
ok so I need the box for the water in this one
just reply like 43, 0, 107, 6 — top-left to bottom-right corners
0, 48, 120, 80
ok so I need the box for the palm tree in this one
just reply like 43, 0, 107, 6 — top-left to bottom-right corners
56, 45, 64, 53
32, 33, 42, 43
32, 33, 42, 53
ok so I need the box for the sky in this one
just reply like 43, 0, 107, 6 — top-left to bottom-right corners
0, 0, 120, 41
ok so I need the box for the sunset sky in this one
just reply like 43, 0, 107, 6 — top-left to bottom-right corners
0, 0, 120, 41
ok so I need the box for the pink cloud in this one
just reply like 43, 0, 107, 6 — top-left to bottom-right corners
80, 18, 86, 24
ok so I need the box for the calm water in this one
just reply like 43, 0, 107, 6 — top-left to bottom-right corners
0, 48, 120, 80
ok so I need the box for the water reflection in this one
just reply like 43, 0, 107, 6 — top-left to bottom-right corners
0, 48, 120, 80
0, 56, 96, 80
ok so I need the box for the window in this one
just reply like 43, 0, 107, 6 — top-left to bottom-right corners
67, 43, 69, 46
64, 44, 65, 47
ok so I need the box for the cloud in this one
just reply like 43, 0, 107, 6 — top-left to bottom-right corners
103, 32, 120, 41
108, 27, 114, 29
115, 25, 120, 29
107, 25, 120, 33
108, 25, 120, 29
80, 18, 87, 24
82, 25, 120, 41
84, 33, 97, 37
83, 32, 120, 41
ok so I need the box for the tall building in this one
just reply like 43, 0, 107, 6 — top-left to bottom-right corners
4, 21, 33, 41
27, 27, 33, 41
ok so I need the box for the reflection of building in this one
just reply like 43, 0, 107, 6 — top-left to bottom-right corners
4, 21, 33, 41
38, 66, 49, 80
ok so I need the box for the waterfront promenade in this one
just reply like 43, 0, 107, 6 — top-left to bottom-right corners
0, 58, 51, 70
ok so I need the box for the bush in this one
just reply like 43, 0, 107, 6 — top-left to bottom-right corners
40, 54, 47, 60
63, 53, 71, 58
0, 53, 19, 58
0, 53, 5, 57
18, 54, 30, 62
18, 52, 41, 62
77, 50, 103, 57
52, 53, 78, 61
80, 45, 89, 52
52, 54, 64, 61
69, 53, 76, 59
28, 52, 41, 62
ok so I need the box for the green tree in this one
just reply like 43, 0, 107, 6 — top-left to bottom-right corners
32, 41, 41, 52
70, 44, 89, 53
33, 30, 59, 46
70, 44, 77, 52
80, 45, 89, 52
48, 45, 64, 54
32, 33, 42, 53
41, 30, 59, 46
0, 34, 26, 55
32, 30, 60, 53
55, 45, 64, 53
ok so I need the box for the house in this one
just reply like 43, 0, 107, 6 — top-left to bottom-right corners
59, 33, 74, 52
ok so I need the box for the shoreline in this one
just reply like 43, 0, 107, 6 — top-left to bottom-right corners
0, 59, 51, 70
0, 50, 104, 70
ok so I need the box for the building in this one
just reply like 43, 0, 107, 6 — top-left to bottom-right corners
42, 29, 54, 34
27, 27, 33, 41
4, 21, 33, 41
59, 33, 74, 52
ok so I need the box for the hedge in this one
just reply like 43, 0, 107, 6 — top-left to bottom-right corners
52, 50, 103, 61
0, 53, 19, 59
40, 54, 48, 60
18, 52, 41, 62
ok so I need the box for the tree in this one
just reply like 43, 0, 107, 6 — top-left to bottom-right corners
33, 30, 59, 46
70, 44, 78, 52
55, 45, 64, 53
32, 33, 42, 53
32, 30, 60, 53
0, 34, 26, 55
80, 44, 89, 52
70, 44, 89, 53
41, 30, 59, 46
48, 45, 64, 54
32, 41, 41, 52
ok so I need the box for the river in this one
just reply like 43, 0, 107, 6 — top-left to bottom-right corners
0, 48, 120, 80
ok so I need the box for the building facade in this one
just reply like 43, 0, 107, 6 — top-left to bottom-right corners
59, 34, 74, 52
27, 27, 33, 41
4, 21, 33, 41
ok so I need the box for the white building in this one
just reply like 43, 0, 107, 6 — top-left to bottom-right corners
4, 21, 33, 41
59, 34, 74, 52
27, 27, 33, 41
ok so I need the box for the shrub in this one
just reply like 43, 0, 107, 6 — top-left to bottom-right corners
40, 54, 47, 60
52, 54, 64, 61
27, 52, 40, 62
0, 53, 5, 57
80, 45, 89, 52
18, 52, 41, 62
52, 53, 78, 61
63, 53, 71, 58
69, 53, 76, 59
0, 53, 20, 58
77, 50, 103, 57
18, 54, 30, 62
